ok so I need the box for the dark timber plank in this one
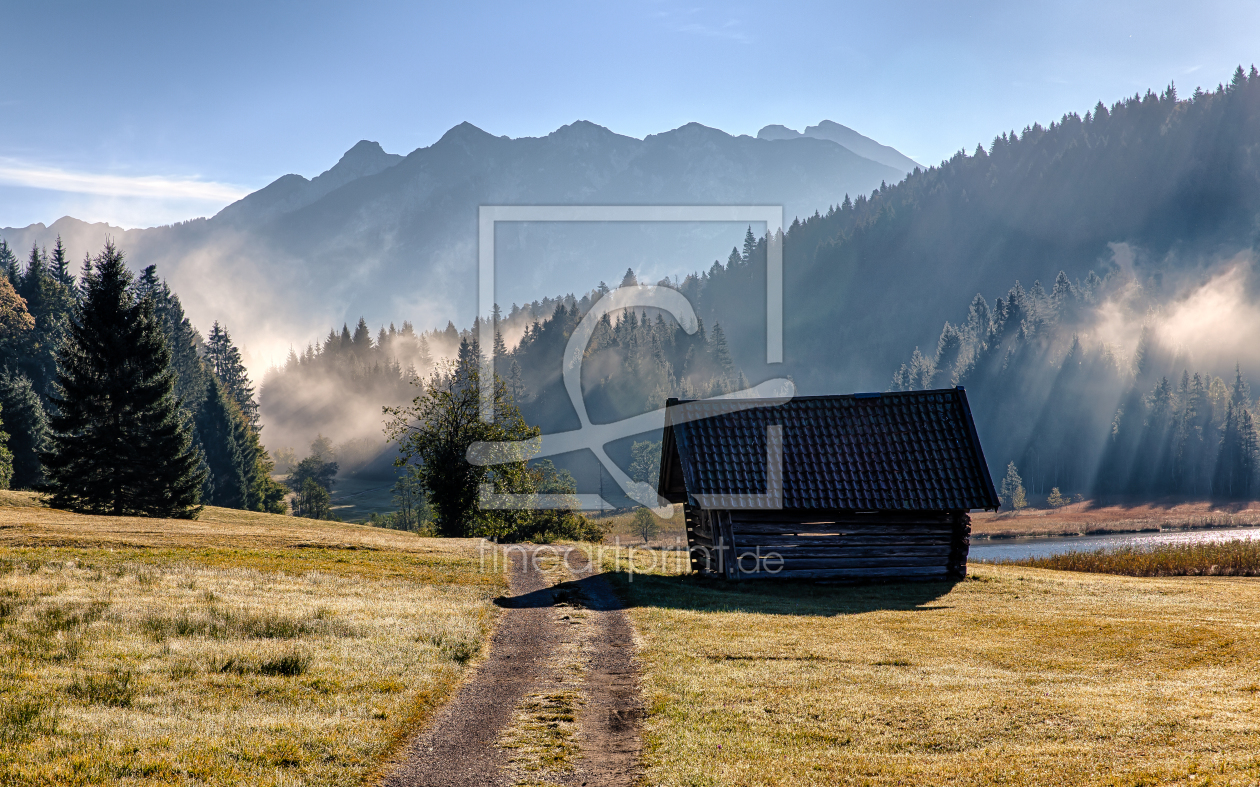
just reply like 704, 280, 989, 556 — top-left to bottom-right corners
732, 535, 954, 548
730, 546, 953, 559
729, 523, 955, 536
735, 566, 952, 580
731, 555, 950, 570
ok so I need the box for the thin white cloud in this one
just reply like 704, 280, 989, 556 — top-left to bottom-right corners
0, 160, 248, 203
651, 7, 751, 44
671, 21, 750, 43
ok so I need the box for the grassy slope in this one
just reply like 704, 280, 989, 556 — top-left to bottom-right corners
610, 556, 1260, 786
0, 493, 506, 786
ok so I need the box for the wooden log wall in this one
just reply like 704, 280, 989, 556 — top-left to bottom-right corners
684, 504, 973, 582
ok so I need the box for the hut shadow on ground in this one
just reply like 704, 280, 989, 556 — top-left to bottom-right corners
498, 571, 959, 617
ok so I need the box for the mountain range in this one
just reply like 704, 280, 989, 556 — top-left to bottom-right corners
1, 120, 912, 368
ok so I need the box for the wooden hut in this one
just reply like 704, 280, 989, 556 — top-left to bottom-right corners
657, 387, 1000, 581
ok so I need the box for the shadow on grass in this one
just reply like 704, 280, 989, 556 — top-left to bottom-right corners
498, 571, 959, 617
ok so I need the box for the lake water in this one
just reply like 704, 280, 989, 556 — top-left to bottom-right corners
969, 526, 1260, 563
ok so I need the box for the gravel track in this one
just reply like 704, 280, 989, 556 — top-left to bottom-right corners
381, 546, 641, 787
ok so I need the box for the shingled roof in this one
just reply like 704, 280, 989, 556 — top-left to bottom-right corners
658, 387, 1000, 511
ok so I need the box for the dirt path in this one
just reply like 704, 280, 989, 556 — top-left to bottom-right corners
381, 546, 641, 787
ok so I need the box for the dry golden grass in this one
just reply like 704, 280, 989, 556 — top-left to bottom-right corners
0, 495, 506, 786
606, 549, 1260, 786
593, 506, 686, 547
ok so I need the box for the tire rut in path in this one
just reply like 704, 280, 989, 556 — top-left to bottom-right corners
380, 546, 641, 787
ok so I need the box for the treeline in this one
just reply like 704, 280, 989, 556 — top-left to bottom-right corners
507, 266, 746, 433
659, 67, 1260, 392
260, 265, 747, 467
0, 236, 285, 513
890, 269, 1260, 503
259, 319, 430, 456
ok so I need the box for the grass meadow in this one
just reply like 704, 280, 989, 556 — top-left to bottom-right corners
0, 492, 505, 786
606, 548, 1260, 786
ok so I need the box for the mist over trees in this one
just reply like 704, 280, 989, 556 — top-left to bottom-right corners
259, 271, 746, 494
385, 336, 599, 541
675, 68, 1260, 393
890, 265, 1260, 504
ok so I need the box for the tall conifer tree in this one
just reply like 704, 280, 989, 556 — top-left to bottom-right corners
43, 242, 205, 517
49, 235, 74, 288
204, 321, 258, 427
0, 240, 17, 286
0, 368, 50, 489
195, 375, 249, 508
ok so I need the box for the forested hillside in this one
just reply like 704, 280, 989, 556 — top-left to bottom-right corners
258, 266, 747, 494
690, 67, 1260, 392
890, 267, 1259, 503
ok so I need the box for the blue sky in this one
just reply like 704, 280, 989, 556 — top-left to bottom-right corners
3, 0, 1257, 228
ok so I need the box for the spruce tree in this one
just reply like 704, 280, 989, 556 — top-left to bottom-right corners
1000, 462, 1027, 509
742, 225, 757, 262
0, 401, 13, 490
204, 321, 258, 427
77, 253, 92, 301
0, 368, 49, 489
195, 375, 249, 508
136, 266, 208, 413
710, 323, 734, 373
0, 240, 17, 285
1212, 368, 1256, 500
43, 242, 205, 517
49, 235, 73, 288
351, 317, 372, 355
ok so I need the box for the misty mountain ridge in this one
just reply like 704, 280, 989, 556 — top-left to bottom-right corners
757, 120, 922, 175
1, 118, 911, 369
215, 139, 405, 228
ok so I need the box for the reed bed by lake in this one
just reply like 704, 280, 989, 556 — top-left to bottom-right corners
1008, 537, 1260, 576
